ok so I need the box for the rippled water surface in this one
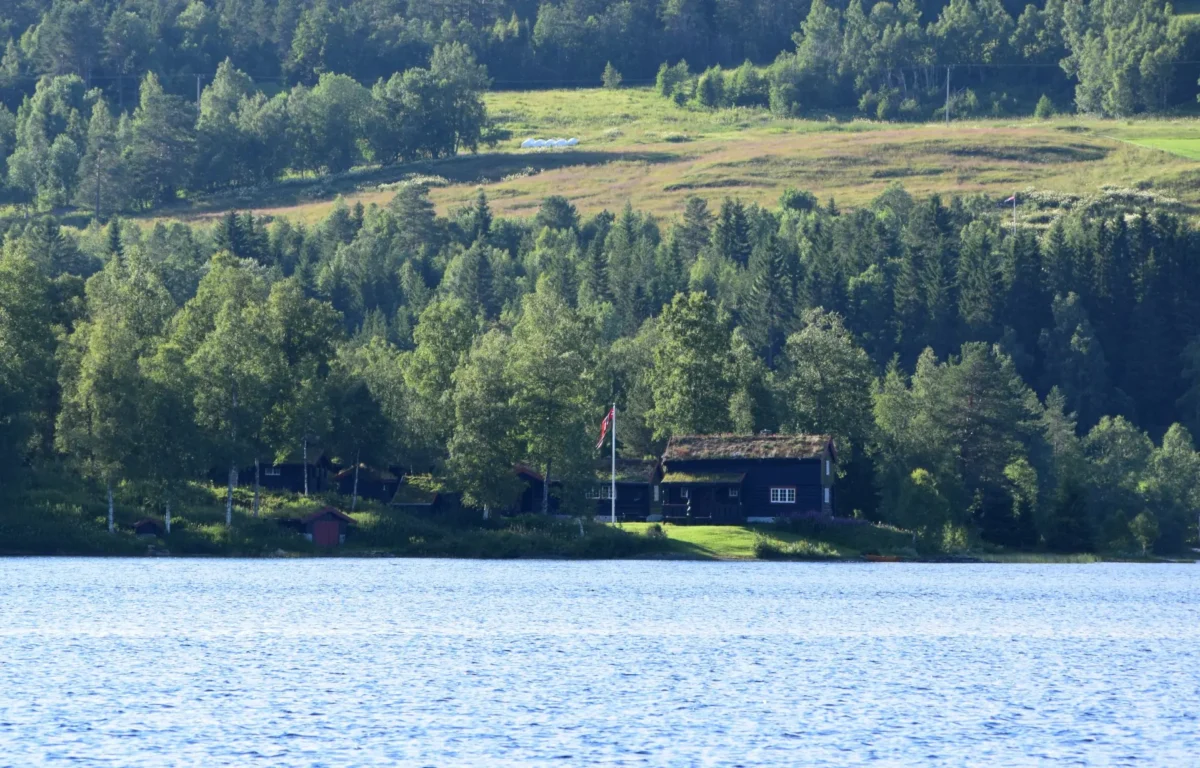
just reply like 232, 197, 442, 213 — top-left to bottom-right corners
1, 559, 1198, 766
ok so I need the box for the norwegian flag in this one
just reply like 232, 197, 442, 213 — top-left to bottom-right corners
1004, 194, 1016, 203
596, 407, 614, 449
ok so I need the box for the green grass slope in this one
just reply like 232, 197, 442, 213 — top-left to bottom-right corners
140, 88, 1200, 227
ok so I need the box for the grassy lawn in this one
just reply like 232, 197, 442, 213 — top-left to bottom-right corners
134, 87, 1200, 227
617, 521, 909, 560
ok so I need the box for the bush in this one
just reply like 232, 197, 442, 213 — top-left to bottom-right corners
752, 533, 839, 560
780, 187, 818, 212
656, 61, 692, 99
694, 67, 726, 109
1034, 94, 1055, 119
602, 62, 622, 89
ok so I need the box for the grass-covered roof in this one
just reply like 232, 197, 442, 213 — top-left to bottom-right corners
664, 433, 833, 461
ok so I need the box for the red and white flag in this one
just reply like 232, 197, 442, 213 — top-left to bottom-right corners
1004, 194, 1016, 203
596, 407, 614, 449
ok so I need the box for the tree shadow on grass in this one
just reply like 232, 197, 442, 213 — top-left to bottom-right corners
147, 150, 680, 221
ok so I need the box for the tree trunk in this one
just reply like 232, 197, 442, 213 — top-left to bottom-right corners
106, 480, 114, 534
165, 497, 172, 535
351, 449, 360, 511
226, 462, 235, 527
483, 504, 490, 520
542, 458, 552, 515
253, 457, 261, 518
303, 436, 309, 496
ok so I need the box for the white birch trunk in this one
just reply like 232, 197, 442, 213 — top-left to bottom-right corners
542, 459, 552, 515
106, 480, 114, 534
303, 437, 309, 496
165, 497, 171, 534
351, 449, 360, 511
253, 457, 261, 518
226, 462, 235, 527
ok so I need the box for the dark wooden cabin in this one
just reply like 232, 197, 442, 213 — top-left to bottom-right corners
512, 463, 560, 514
390, 475, 442, 513
132, 518, 163, 538
587, 459, 660, 521
218, 452, 334, 494
660, 433, 835, 524
258, 451, 333, 494
334, 464, 399, 502
302, 506, 355, 547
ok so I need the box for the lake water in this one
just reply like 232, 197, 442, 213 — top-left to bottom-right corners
1, 560, 1197, 766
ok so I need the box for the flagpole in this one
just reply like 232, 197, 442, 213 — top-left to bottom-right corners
610, 403, 616, 525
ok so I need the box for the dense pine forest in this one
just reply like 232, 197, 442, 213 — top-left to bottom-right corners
2, 184, 1200, 554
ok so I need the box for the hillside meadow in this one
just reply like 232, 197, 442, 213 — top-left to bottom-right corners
139, 88, 1200, 227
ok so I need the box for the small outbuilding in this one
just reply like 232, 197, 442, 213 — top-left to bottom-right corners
390, 474, 442, 513
301, 506, 355, 547
334, 464, 399, 502
132, 518, 163, 538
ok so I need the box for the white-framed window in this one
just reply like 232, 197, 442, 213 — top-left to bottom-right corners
729, 488, 739, 498
825, 459, 831, 476
824, 487, 831, 505
770, 487, 796, 504
653, 485, 660, 502
586, 486, 615, 500
264, 466, 282, 477
680, 488, 690, 500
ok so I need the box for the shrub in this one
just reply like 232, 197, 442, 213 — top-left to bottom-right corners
694, 67, 726, 109
780, 187, 818, 212
752, 533, 839, 560
602, 62, 622, 89
656, 60, 692, 99
645, 523, 666, 540
1034, 94, 1055, 119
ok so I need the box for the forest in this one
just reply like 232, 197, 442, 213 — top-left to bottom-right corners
2, 183, 1200, 555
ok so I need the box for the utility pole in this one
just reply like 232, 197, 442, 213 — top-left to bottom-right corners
945, 66, 951, 125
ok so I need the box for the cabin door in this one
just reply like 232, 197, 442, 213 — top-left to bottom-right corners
313, 520, 340, 547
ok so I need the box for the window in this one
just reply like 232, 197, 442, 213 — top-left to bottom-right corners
264, 466, 282, 477
729, 488, 739, 499
585, 486, 615, 500
825, 459, 831, 477
824, 487, 831, 505
653, 485, 660, 502
680, 488, 690, 500
770, 487, 796, 504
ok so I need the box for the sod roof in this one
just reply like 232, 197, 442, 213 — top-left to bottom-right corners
593, 459, 660, 484
661, 472, 746, 485
663, 433, 833, 461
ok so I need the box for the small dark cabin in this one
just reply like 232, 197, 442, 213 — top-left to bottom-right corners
302, 506, 355, 547
334, 464, 399, 503
660, 433, 835, 524
214, 454, 333, 493
390, 474, 442, 513
511, 463, 560, 514
132, 518, 163, 538
587, 459, 660, 521
251, 452, 333, 494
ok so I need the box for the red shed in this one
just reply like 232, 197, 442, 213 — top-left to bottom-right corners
302, 506, 355, 547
